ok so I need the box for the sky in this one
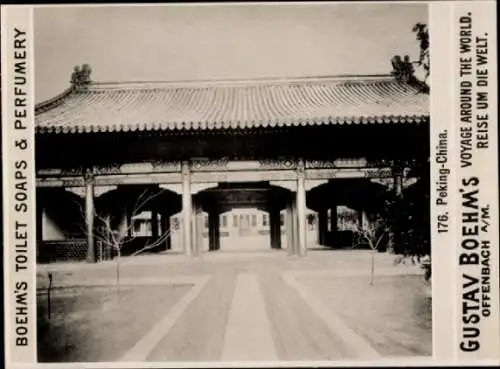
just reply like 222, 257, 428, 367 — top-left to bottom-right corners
34, 2, 427, 103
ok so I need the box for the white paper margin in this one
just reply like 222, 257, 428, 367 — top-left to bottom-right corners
450, 0, 499, 363
1, 4, 37, 365
1, 1, 499, 368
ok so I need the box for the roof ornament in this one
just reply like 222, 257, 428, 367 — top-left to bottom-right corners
70, 64, 92, 90
390, 55, 429, 94
390, 55, 414, 84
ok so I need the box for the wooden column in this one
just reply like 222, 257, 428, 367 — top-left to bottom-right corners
159, 212, 171, 251
285, 202, 294, 255
394, 167, 404, 198
270, 208, 281, 249
165, 214, 171, 250
182, 161, 192, 257
110, 208, 128, 258
362, 211, 369, 227
192, 202, 203, 257
276, 211, 282, 249
318, 208, 327, 246
389, 170, 403, 254
179, 217, 184, 253
103, 213, 112, 260
151, 209, 159, 241
85, 176, 95, 263
215, 215, 221, 250
36, 202, 43, 242
208, 212, 218, 252
126, 205, 132, 237
329, 205, 337, 247
41, 208, 47, 241
120, 207, 128, 238
296, 159, 307, 257
269, 210, 275, 249
291, 197, 299, 255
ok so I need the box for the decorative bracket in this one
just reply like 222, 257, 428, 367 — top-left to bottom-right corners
191, 182, 219, 195
270, 180, 297, 192
370, 178, 393, 189
65, 185, 117, 198
305, 179, 328, 191
159, 183, 183, 195
95, 185, 118, 197
65, 187, 87, 198
161, 182, 219, 195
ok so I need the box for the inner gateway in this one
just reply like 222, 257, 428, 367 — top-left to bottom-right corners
35, 71, 430, 262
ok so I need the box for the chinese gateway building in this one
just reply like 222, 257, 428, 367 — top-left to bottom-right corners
35, 67, 429, 262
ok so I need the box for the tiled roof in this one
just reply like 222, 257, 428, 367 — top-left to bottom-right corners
35, 75, 429, 134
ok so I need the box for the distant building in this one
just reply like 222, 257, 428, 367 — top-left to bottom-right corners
132, 208, 319, 238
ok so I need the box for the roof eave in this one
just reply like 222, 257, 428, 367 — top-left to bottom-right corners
35, 114, 430, 135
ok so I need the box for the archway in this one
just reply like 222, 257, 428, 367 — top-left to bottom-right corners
192, 182, 291, 253
95, 184, 182, 256
307, 178, 389, 249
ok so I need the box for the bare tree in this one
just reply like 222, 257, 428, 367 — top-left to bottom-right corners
78, 189, 171, 292
351, 216, 389, 286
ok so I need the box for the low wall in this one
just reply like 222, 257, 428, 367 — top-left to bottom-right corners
37, 239, 88, 263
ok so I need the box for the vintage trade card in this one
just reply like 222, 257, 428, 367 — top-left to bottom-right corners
1, 1, 498, 368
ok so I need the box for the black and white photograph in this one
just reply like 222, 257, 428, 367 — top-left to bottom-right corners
32, 2, 433, 363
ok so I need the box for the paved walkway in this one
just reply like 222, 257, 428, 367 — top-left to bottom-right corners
37, 249, 429, 362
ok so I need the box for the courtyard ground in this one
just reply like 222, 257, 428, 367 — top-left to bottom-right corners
37, 246, 432, 363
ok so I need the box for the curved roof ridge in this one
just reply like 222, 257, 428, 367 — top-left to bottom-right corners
35, 86, 75, 113
89, 73, 395, 90
35, 74, 398, 108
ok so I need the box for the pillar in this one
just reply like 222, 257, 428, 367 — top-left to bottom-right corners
285, 202, 293, 255
182, 161, 193, 257
36, 202, 43, 242
151, 209, 159, 241
110, 208, 127, 258
394, 174, 403, 197
362, 211, 369, 227
85, 176, 95, 263
119, 207, 128, 239
208, 212, 219, 252
159, 213, 171, 251
296, 159, 307, 256
215, 216, 221, 250
192, 202, 203, 256
36, 206, 44, 262
179, 217, 184, 253
329, 205, 337, 247
291, 198, 299, 255
126, 205, 132, 237
317, 208, 327, 245
358, 210, 364, 229
41, 208, 47, 241
269, 208, 281, 249
165, 214, 171, 250
389, 171, 404, 254
208, 213, 215, 251
103, 213, 112, 260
